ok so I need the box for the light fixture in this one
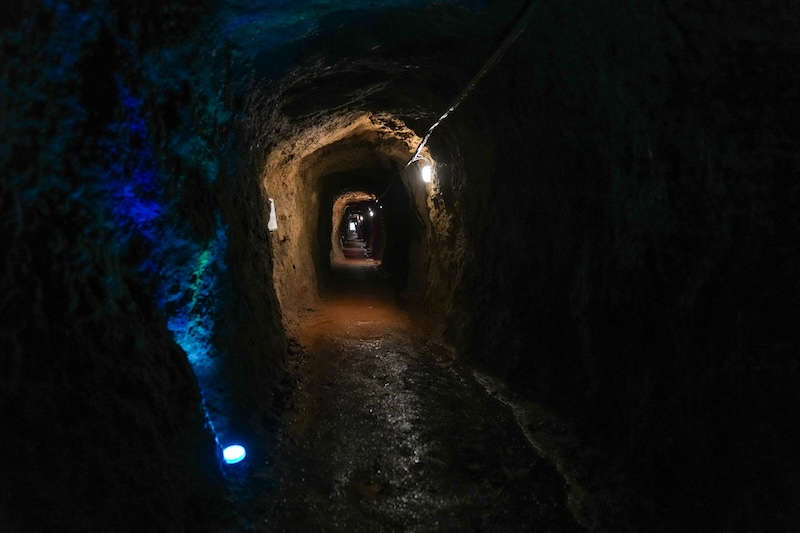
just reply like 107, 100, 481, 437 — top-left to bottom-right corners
222, 444, 246, 464
369, 209, 374, 217
421, 164, 432, 183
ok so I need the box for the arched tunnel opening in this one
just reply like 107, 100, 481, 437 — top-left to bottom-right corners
323, 168, 422, 295
260, 113, 444, 329
4, 1, 799, 532
333, 194, 384, 265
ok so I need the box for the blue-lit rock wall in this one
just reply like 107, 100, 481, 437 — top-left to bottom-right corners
0, 1, 235, 529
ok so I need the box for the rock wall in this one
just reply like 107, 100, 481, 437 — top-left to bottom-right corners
1, 1, 238, 529
448, 1, 800, 529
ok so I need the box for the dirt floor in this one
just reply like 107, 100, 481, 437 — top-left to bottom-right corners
257, 264, 582, 532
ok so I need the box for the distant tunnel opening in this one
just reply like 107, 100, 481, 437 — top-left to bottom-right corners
334, 195, 382, 265
260, 113, 448, 326
328, 190, 383, 267
319, 167, 420, 291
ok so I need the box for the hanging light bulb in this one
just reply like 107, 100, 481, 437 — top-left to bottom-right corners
421, 164, 433, 183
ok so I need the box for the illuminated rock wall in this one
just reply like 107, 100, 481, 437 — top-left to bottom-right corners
1, 1, 232, 529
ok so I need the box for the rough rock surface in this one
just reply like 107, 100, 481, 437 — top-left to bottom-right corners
1, 2, 229, 530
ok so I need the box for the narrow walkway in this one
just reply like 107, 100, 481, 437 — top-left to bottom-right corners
264, 267, 581, 532
341, 235, 373, 259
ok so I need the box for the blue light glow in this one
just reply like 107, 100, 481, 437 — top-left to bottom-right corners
101, 82, 235, 464
101, 83, 163, 243
222, 444, 246, 464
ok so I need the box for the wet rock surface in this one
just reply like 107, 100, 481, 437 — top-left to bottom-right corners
263, 268, 581, 532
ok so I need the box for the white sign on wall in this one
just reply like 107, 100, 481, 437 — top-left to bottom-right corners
268, 198, 278, 231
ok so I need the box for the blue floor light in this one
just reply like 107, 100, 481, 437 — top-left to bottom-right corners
222, 444, 246, 465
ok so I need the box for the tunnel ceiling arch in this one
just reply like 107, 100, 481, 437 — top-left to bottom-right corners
233, 0, 510, 328
259, 111, 447, 321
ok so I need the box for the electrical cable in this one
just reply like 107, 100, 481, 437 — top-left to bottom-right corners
406, 0, 538, 167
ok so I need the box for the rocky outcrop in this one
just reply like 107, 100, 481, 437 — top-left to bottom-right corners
1, 2, 230, 530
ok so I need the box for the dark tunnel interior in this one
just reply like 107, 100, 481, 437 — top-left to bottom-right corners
336, 200, 382, 261
315, 167, 419, 294
2, 1, 799, 532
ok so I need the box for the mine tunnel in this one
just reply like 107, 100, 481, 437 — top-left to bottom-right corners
3, 1, 799, 532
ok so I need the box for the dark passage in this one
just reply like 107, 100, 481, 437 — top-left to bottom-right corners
339, 201, 380, 262
3, 1, 799, 532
